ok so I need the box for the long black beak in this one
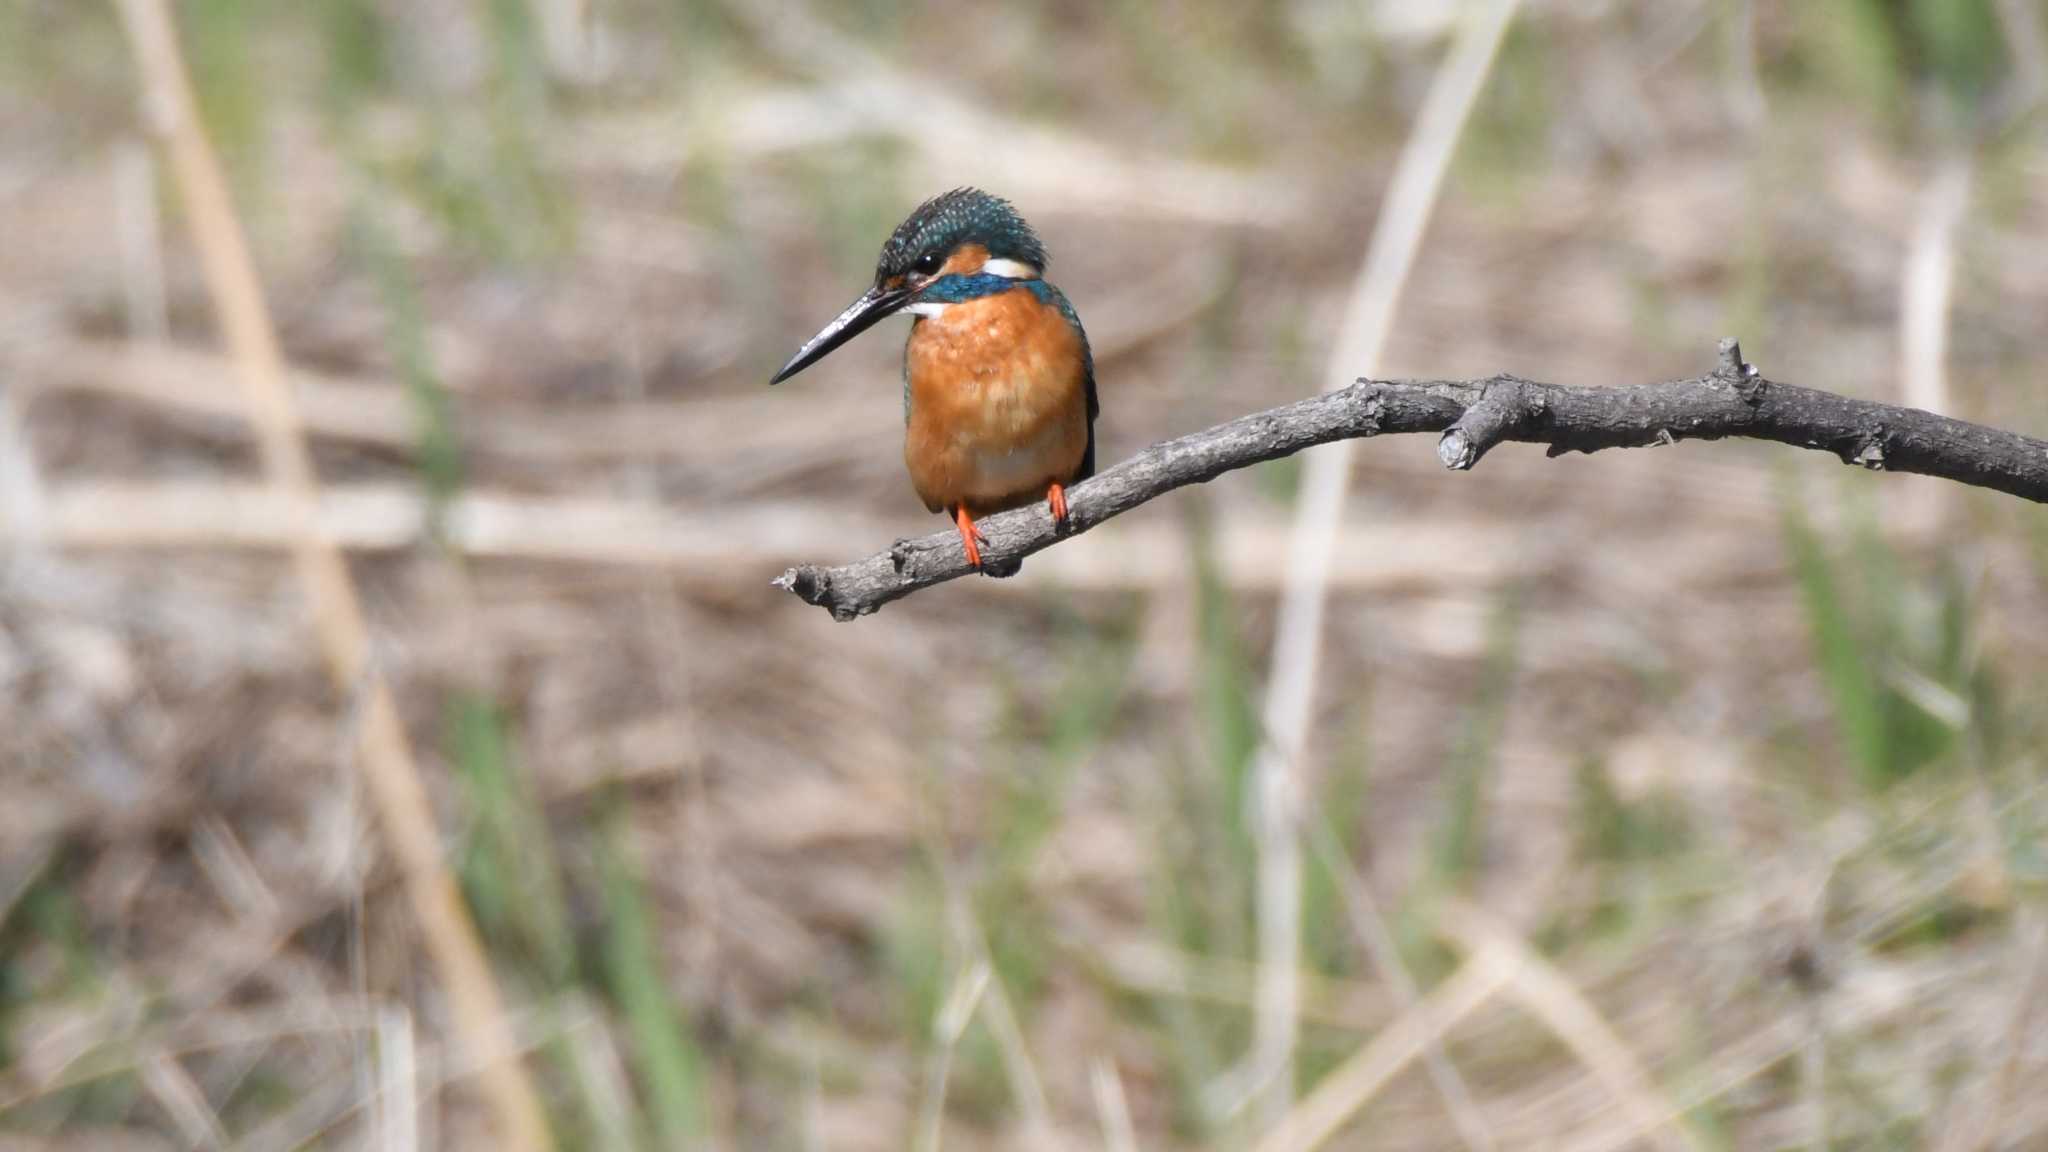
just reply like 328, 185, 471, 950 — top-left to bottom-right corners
770, 283, 913, 385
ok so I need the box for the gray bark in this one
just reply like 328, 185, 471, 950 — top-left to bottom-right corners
778, 340, 2048, 620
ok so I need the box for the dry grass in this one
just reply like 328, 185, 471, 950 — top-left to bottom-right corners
109, 1, 547, 1145
3, 1, 2047, 1149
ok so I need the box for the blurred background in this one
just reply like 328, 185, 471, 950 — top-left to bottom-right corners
4, 0, 2048, 1148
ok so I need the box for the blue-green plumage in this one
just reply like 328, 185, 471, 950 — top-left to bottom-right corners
878, 187, 1048, 278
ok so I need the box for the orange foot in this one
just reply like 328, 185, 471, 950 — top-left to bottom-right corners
951, 505, 986, 568
1047, 481, 1069, 526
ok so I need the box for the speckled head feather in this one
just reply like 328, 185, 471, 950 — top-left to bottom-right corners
877, 187, 1047, 280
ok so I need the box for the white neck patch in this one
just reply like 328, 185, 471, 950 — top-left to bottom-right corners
904, 300, 949, 317
980, 258, 1040, 280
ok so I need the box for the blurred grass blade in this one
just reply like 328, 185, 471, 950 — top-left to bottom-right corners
478, 0, 575, 257
559, 992, 645, 1152
979, 611, 1136, 1017
110, 2, 552, 1142
1437, 904, 1700, 1152
598, 793, 710, 1150
1303, 725, 1370, 975
1781, 488, 1888, 787
1251, 0, 1523, 1127
359, 206, 465, 524
182, 0, 263, 197
1092, 1056, 1140, 1152
1429, 591, 1522, 889
1783, 485, 1969, 790
1188, 499, 1257, 969
317, 0, 389, 123
1251, 947, 1514, 1152
447, 693, 574, 984
914, 958, 990, 1152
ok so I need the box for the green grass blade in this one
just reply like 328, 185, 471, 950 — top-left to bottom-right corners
357, 207, 465, 523
598, 794, 710, 1150
1781, 488, 1889, 788
1428, 589, 1522, 889
446, 693, 575, 985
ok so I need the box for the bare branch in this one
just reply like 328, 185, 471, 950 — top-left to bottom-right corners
777, 339, 2048, 620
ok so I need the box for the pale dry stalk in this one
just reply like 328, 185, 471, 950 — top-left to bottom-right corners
1438, 903, 1699, 1152
110, 2, 551, 1147
1247, 0, 1521, 1129
1898, 154, 1972, 530
1252, 945, 1516, 1152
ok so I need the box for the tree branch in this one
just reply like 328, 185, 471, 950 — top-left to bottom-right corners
776, 339, 2048, 620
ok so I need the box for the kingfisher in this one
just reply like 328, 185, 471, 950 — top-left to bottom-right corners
770, 187, 1096, 571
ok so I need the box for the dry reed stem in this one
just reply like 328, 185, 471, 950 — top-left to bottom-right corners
140, 1048, 229, 1149
914, 958, 990, 1152
237, 1006, 562, 1152
1436, 903, 1700, 1152
1898, 154, 1972, 531
1093, 939, 1400, 1030
8, 479, 1527, 594
1901, 158, 1971, 418
1251, 944, 1516, 1152
1091, 1057, 1140, 1152
109, 2, 550, 1147
1558, 953, 1987, 1152
1248, 0, 1521, 1129
560, 994, 641, 1152
1307, 820, 1496, 1151
376, 1006, 420, 1152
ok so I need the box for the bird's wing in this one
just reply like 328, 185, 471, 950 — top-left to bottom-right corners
1042, 283, 1097, 481
1080, 358, 1097, 481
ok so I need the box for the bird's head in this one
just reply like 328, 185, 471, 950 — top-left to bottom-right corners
770, 187, 1047, 385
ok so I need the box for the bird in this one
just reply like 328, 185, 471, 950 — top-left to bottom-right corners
770, 187, 1096, 571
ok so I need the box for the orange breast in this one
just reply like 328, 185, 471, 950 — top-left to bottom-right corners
903, 288, 1090, 516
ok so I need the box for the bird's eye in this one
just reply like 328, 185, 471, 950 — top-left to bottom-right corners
912, 252, 945, 276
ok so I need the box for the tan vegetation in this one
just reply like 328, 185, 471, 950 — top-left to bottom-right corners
2, 2, 2046, 1149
